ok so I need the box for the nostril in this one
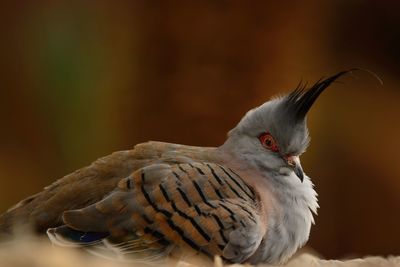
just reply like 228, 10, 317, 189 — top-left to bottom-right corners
283, 154, 294, 163
287, 160, 296, 167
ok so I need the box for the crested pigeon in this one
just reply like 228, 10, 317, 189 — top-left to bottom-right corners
0, 71, 350, 265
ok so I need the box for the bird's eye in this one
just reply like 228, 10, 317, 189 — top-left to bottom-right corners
258, 132, 279, 152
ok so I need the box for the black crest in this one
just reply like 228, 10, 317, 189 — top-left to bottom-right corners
283, 70, 352, 123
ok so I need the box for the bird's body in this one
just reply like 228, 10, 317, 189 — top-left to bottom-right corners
0, 141, 316, 264
0, 71, 350, 265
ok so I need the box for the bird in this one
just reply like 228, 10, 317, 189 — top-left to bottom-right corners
0, 71, 350, 265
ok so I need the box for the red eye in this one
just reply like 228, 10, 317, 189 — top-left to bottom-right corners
258, 132, 279, 152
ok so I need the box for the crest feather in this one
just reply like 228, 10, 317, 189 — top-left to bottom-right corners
284, 70, 353, 122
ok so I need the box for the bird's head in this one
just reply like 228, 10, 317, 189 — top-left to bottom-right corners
223, 71, 351, 182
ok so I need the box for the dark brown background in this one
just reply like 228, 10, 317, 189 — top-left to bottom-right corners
1, 0, 399, 260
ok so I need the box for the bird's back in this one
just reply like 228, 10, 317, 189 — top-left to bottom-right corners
0, 141, 217, 234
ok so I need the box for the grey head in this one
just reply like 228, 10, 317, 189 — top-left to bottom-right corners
222, 71, 351, 182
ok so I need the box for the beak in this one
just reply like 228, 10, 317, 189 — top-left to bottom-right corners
284, 155, 304, 182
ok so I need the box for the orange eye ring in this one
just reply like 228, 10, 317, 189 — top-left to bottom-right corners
258, 132, 279, 152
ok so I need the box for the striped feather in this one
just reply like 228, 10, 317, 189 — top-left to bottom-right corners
52, 162, 262, 263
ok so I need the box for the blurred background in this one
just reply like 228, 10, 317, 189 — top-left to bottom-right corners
0, 0, 399, 260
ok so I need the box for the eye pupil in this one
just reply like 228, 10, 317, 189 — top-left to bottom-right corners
265, 139, 272, 146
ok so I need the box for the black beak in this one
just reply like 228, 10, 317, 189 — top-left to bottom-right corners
293, 164, 304, 182
285, 156, 304, 182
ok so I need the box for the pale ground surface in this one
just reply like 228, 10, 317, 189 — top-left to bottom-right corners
0, 237, 399, 267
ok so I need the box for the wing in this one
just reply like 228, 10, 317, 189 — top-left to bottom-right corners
50, 162, 265, 263
0, 148, 150, 233
0, 141, 200, 233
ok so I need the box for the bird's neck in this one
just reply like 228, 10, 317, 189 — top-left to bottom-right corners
217, 138, 317, 215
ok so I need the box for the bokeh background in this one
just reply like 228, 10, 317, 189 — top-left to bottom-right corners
1, 0, 399, 260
